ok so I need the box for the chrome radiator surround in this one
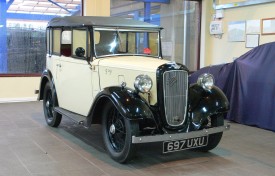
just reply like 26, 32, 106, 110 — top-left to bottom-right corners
163, 70, 188, 127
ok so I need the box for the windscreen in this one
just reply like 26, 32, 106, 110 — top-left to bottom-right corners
93, 28, 160, 57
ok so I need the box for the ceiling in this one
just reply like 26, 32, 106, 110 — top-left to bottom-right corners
6, 0, 81, 16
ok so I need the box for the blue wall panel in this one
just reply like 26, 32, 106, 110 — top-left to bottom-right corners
0, 0, 7, 72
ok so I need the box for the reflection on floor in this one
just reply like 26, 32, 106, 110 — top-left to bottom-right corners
0, 102, 274, 176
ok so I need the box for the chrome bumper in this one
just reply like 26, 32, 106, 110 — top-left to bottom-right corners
132, 124, 230, 144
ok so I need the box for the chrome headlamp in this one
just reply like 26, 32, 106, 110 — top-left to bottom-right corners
134, 75, 153, 93
197, 73, 214, 90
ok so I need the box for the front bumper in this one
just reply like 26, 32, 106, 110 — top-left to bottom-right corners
132, 124, 230, 144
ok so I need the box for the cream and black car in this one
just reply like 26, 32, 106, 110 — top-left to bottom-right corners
38, 16, 230, 163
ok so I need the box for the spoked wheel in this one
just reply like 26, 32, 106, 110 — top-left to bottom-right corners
196, 114, 224, 152
43, 82, 62, 127
102, 101, 139, 163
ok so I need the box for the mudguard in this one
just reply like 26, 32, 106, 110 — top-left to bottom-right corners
38, 69, 55, 100
188, 84, 229, 129
88, 86, 154, 124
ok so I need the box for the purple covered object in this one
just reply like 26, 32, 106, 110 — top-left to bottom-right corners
189, 42, 275, 131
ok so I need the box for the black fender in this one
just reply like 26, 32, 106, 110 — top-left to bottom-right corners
188, 84, 229, 130
38, 69, 55, 100
87, 86, 154, 125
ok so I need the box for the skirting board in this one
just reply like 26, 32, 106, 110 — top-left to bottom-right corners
0, 97, 37, 103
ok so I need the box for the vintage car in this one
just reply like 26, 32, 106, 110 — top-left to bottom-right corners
38, 16, 230, 163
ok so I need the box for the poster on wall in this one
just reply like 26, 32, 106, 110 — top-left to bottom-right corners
228, 21, 246, 42
262, 18, 275, 35
246, 34, 259, 48
246, 20, 261, 34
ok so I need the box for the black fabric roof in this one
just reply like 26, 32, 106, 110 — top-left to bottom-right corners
48, 16, 161, 29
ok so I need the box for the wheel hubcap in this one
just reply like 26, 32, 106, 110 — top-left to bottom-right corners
45, 91, 54, 121
109, 124, 116, 134
46, 101, 50, 108
107, 109, 126, 152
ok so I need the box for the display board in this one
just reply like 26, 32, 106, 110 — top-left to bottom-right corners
262, 18, 275, 35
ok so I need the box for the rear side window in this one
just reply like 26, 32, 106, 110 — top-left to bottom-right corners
53, 29, 61, 55
46, 29, 52, 55
61, 30, 72, 57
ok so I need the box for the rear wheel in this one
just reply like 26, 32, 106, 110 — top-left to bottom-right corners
196, 114, 224, 151
43, 82, 62, 127
102, 101, 139, 163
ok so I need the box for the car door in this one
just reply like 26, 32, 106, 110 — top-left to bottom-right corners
55, 29, 95, 116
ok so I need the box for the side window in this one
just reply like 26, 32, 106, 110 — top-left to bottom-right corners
94, 31, 100, 44
61, 30, 72, 57
53, 29, 61, 55
118, 32, 127, 53
46, 28, 52, 54
72, 29, 87, 58
149, 32, 158, 56
128, 32, 136, 54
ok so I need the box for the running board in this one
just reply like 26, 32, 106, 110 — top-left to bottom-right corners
54, 107, 88, 127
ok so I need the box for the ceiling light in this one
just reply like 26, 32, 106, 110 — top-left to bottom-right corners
16, 10, 30, 14
22, 0, 37, 5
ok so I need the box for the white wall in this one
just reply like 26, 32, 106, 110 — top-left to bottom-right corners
83, 0, 110, 16
0, 77, 40, 103
201, 0, 275, 67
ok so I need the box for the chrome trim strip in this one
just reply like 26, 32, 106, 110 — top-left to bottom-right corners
132, 124, 230, 143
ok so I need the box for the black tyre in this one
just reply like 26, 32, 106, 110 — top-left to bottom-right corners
196, 114, 224, 151
43, 82, 62, 127
102, 101, 139, 163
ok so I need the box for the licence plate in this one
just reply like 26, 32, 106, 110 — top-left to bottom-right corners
163, 136, 208, 153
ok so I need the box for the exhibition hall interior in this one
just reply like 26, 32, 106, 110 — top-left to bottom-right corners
0, 0, 275, 175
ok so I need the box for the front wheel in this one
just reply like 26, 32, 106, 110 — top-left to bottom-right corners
102, 101, 139, 163
43, 82, 62, 127
196, 114, 224, 152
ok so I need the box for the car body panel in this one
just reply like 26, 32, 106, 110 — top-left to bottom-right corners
98, 56, 169, 105
52, 55, 94, 116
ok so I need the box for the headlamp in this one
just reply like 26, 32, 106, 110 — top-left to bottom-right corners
134, 75, 153, 93
197, 73, 214, 90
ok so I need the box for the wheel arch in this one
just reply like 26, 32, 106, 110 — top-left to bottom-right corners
87, 86, 154, 126
38, 69, 55, 100
189, 84, 229, 115
88, 96, 110, 124
188, 84, 229, 130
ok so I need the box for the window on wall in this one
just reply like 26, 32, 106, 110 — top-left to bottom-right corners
110, 0, 201, 71
0, 0, 83, 75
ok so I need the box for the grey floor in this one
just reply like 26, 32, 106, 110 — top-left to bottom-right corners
0, 102, 275, 176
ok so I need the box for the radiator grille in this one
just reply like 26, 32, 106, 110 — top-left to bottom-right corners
163, 70, 188, 126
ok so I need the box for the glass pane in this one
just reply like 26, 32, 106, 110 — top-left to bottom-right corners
110, 0, 201, 71
61, 30, 72, 57
73, 29, 87, 57
0, 0, 83, 74
94, 29, 159, 57
53, 29, 61, 54
184, 1, 201, 71
47, 29, 50, 54
62, 31, 72, 44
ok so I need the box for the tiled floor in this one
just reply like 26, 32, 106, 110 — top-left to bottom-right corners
0, 101, 275, 176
